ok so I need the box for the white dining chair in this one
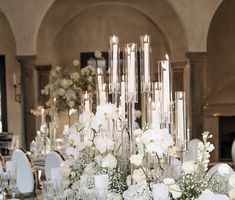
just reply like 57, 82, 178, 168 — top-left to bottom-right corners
12, 148, 36, 196
45, 150, 65, 180
231, 139, 235, 164
0, 154, 5, 173
184, 139, 202, 162
207, 163, 233, 180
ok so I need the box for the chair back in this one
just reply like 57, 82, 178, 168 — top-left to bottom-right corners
231, 139, 235, 164
12, 148, 36, 195
207, 163, 233, 180
45, 150, 64, 180
0, 154, 5, 173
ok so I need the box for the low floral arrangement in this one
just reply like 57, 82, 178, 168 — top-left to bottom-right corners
63, 103, 127, 199
41, 60, 96, 113
124, 131, 230, 200
62, 102, 231, 200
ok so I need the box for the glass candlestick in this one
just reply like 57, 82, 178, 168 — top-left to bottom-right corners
109, 35, 120, 95
158, 54, 172, 128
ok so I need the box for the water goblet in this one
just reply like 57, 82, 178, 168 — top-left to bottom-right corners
8, 172, 18, 200
54, 178, 64, 200
42, 180, 54, 200
0, 172, 9, 199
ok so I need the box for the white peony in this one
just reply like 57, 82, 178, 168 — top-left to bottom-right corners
130, 154, 143, 166
132, 168, 146, 184
182, 161, 197, 174
169, 184, 182, 199
94, 136, 114, 153
102, 153, 117, 169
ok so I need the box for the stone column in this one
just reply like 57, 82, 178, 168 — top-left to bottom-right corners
186, 52, 207, 139
17, 56, 36, 149
35, 65, 52, 105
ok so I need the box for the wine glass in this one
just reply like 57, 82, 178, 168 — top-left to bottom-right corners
0, 172, 9, 199
42, 180, 54, 200
8, 172, 18, 199
53, 179, 64, 200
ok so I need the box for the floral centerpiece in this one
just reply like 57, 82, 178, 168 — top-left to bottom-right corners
41, 60, 97, 113
63, 103, 127, 199
123, 131, 229, 200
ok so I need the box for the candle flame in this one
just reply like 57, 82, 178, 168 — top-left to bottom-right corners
165, 54, 169, 60
143, 34, 149, 43
85, 91, 88, 100
112, 35, 118, 43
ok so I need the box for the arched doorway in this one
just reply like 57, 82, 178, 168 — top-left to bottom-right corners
205, 0, 235, 162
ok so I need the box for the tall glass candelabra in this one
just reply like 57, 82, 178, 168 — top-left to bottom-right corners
125, 43, 138, 182
140, 35, 152, 127
175, 91, 188, 163
158, 55, 173, 130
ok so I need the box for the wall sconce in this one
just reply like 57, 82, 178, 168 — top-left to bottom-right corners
13, 74, 21, 103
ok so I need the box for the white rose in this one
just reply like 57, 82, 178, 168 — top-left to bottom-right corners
169, 184, 182, 199
163, 178, 175, 185
182, 161, 197, 174
68, 100, 75, 108
130, 154, 143, 166
132, 168, 146, 184
58, 88, 65, 96
87, 76, 93, 82
70, 72, 79, 81
55, 65, 61, 72
218, 164, 231, 177
73, 59, 80, 66
94, 50, 102, 58
102, 153, 117, 169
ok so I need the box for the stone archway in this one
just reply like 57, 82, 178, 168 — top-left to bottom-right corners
0, 12, 21, 141
203, 0, 235, 162
37, 0, 188, 65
